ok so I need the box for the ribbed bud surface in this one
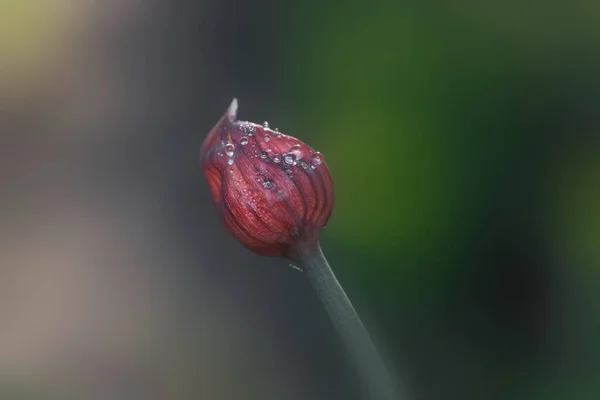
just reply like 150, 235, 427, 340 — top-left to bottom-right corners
200, 99, 334, 258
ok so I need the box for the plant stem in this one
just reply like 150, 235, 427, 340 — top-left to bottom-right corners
297, 243, 401, 400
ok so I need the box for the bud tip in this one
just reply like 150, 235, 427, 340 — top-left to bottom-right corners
227, 98, 238, 122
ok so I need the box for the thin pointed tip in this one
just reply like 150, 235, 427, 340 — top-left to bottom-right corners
227, 98, 238, 121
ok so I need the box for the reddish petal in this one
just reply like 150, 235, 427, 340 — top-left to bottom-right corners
200, 99, 334, 259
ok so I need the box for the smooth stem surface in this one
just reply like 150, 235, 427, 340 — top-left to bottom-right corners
298, 244, 400, 400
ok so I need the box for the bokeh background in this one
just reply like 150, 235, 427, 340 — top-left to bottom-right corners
1, 1, 599, 399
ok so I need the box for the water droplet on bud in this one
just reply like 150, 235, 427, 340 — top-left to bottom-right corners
289, 144, 308, 161
227, 159, 234, 165
263, 121, 270, 129
263, 180, 274, 189
312, 152, 323, 165
272, 154, 282, 163
264, 135, 271, 142
225, 144, 235, 157
284, 154, 296, 165
240, 137, 249, 145
241, 123, 255, 135
260, 151, 268, 160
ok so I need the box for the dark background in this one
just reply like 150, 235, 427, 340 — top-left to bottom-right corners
1, 1, 599, 399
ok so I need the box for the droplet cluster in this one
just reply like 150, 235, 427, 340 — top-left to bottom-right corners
200, 99, 335, 259
220, 121, 326, 183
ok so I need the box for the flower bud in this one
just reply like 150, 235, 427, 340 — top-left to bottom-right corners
200, 99, 334, 258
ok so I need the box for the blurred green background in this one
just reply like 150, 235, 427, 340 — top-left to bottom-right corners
1, 1, 599, 399
282, 2, 600, 399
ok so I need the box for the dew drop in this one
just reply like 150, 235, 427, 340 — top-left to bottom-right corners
263, 121, 270, 129
310, 164, 317, 170
263, 180, 274, 189
299, 161, 309, 170
284, 154, 296, 165
225, 144, 235, 157
227, 159, 234, 165
289, 144, 307, 160
272, 154, 282, 163
260, 151, 268, 160
240, 137, 249, 145
218, 152, 224, 157
276, 134, 282, 138
241, 123, 255, 134
312, 152, 323, 165
264, 135, 271, 143
229, 168, 234, 174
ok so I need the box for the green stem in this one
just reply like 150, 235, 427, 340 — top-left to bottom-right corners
297, 243, 401, 400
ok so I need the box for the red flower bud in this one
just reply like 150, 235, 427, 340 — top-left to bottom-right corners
200, 99, 334, 259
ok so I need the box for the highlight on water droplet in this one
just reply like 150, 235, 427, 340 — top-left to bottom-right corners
263, 180, 274, 189
240, 137, 249, 145
284, 154, 296, 165
241, 123, 255, 135
289, 144, 308, 161
264, 135, 271, 143
260, 151, 268, 160
225, 143, 235, 157
312, 152, 323, 165
263, 121, 270, 129
227, 159, 234, 165
272, 154, 282, 163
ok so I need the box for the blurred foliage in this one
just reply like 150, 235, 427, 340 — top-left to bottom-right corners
275, 0, 600, 398
281, 0, 599, 265
0, 2, 67, 69
1, 0, 599, 398
0, 1, 74, 98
